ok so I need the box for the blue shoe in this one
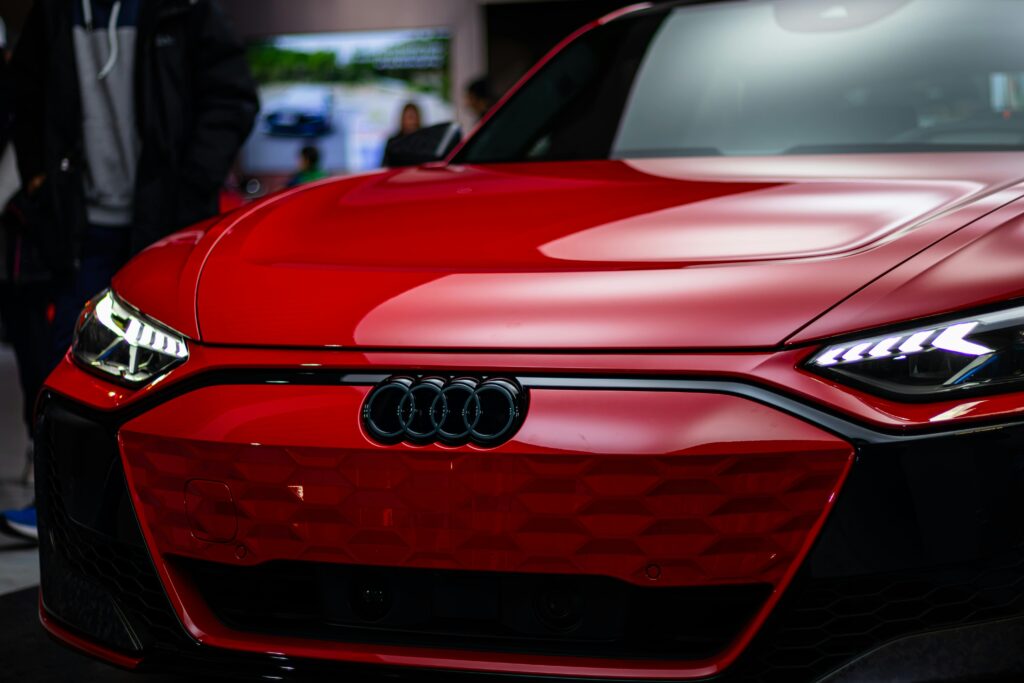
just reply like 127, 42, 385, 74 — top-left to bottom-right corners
1, 506, 38, 542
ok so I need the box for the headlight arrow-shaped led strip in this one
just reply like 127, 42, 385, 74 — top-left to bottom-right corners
932, 323, 995, 356
814, 321, 995, 367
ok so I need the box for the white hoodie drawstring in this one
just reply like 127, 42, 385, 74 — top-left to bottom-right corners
83, 0, 123, 80
97, 1, 122, 80
81, 0, 94, 29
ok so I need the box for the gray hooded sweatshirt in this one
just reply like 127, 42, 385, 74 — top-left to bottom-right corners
73, 0, 141, 227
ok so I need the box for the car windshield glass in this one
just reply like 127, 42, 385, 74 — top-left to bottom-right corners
455, 0, 1024, 163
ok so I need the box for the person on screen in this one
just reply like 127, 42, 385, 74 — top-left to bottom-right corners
382, 102, 422, 167
287, 146, 327, 188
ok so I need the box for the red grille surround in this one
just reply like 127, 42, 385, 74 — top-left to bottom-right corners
118, 383, 852, 678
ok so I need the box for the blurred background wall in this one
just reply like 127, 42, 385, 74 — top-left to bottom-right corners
216, 0, 637, 124
0, 0, 639, 97
0, 0, 638, 132
0, 0, 638, 185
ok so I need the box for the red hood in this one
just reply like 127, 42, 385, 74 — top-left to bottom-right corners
176, 155, 1024, 350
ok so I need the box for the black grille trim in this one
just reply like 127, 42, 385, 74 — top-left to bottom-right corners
180, 558, 771, 661
36, 399, 194, 655
721, 421, 1024, 682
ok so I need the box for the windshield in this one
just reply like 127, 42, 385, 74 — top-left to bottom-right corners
455, 0, 1024, 163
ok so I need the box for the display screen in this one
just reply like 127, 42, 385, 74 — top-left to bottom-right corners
241, 28, 453, 178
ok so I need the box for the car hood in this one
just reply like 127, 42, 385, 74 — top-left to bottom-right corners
192, 155, 1024, 350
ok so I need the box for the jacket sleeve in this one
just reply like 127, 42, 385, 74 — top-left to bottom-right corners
12, 0, 49, 187
180, 0, 258, 195
0, 56, 14, 152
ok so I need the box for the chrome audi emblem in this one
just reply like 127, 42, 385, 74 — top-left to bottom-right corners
362, 376, 526, 446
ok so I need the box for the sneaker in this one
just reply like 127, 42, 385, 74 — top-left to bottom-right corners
1, 506, 38, 542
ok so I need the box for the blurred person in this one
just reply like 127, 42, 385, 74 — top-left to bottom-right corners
0, 17, 10, 152
0, 188, 52, 506
287, 145, 327, 188
464, 77, 496, 122
0, 0, 258, 542
381, 101, 422, 167
0, 15, 38, 499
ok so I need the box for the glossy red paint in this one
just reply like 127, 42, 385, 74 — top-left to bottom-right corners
178, 155, 1024, 350
117, 385, 851, 678
185, 480, 238, 543
792, 184, 1024, 343
111, 216, 219, 340
39, 597, 143, 671
120, 386, 850, 585
109, 187, 343, 340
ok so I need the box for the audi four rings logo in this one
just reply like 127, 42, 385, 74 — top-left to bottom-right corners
362, 376, 526, 446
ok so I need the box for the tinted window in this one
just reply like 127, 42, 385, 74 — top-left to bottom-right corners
456, 0, 1024, 162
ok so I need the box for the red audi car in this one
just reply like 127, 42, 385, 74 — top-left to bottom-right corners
36, 1, 1024, 681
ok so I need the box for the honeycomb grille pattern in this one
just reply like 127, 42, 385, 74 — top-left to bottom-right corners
723, 549, 1024, 682
37, 414, 190, 650
120, 433, 850, 588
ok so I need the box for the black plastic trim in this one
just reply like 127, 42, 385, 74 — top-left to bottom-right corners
180, 558, 771, 662
65, 368, 1024, 446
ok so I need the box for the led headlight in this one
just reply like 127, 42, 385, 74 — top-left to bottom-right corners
807, 304, 1024, 398
72, 290, 189, 385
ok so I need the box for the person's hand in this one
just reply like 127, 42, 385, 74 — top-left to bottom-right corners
27, 174, 45, 194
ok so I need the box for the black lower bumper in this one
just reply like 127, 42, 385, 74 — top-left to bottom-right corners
34, 391, 1024, 682
724, 425, 1024, 682
35, 401, 193, 658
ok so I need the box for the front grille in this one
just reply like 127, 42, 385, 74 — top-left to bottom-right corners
36, 400, 191, 653
181, 558, 771, 661
35, 383, 1024, 681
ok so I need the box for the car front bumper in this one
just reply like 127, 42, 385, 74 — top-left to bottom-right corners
34, 352, 1024, 682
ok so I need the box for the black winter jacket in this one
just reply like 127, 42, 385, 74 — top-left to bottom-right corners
13, 0, 258, 272
0, 57, 13, 153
